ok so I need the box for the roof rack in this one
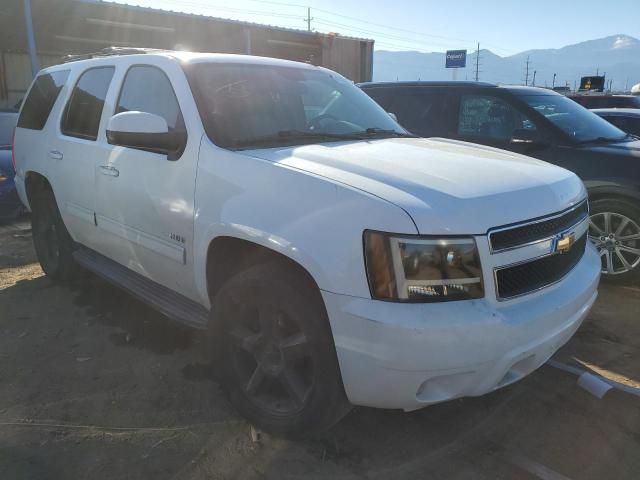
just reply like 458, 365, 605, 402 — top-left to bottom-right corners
62, 46, 169, 63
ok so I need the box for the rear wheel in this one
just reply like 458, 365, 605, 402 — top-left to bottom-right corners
31, 187, 79, 281
210, 262, 351, 435
588, 198, 640, 284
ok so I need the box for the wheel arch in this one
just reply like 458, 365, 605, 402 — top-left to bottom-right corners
585, 182, 640, 205
205, 235, 327, 311
24, 170, 54, 210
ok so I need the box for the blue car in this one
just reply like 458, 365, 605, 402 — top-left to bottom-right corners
0, 110, 22, 221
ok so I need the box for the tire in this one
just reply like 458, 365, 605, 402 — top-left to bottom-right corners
588, 198, 640, 284
210, 262, 351, 435
31, 187, 79, 281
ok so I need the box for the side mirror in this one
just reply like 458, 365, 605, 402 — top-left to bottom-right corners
106, 111, 186, 160
388, 112, 398, 122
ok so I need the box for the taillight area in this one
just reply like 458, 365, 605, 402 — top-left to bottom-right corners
11, 127, 16, 173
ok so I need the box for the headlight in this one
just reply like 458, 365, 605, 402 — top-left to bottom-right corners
0, 169, 8, 182
364, 231, 484, 302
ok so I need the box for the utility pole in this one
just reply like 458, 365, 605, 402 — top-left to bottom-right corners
474, 42, 480, 82
524, 56, 531, 86
552, 73, 556, 88
304, 7, 313, 32
23, 0, 39, 78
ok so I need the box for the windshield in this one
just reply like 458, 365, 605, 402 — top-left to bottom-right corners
187, 62, 407, 149
519, 94, 628, 143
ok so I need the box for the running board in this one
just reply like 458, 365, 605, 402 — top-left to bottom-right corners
73, 246, 209, 330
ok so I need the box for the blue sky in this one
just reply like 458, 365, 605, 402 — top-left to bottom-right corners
114, 0, 639, 56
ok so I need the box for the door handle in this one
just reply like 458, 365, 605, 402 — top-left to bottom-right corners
48, 150, 63, 160
99, 165, 120, 177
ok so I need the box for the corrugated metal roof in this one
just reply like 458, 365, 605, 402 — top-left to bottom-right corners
80, 0, 374, 43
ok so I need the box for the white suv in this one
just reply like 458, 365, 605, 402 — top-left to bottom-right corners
13, 49, 600, 434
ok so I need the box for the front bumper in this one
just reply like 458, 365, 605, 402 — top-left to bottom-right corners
322, 243, 600, 410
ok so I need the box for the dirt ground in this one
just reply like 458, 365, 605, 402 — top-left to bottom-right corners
1, 218, 639, 479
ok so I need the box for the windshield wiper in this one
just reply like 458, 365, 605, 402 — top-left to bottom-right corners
233, 129, 363, 148
577, 135, 627, 145
233, 128, 414, 149
354, 128, 416, 138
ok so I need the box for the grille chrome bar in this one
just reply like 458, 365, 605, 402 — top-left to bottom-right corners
488, 200, 589, 253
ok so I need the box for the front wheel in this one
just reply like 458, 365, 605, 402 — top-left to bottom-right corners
210, 262, 351, 435
588, 198, 640, 284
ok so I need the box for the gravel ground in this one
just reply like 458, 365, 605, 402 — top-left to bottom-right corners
1, 218, 639, 479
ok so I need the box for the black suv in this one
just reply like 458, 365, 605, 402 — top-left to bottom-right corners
568, 94, 640, 110
360, 82, 640, 283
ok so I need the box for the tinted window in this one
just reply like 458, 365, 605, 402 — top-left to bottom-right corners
520, 94, 626, 143
628, 118, 640, 136
116, 66, 184, 131
386, 91, 451, 137
604, 116, 640, 136
17, 70, 69, 130
61, 67, 114, 141
458, 95, 536, 141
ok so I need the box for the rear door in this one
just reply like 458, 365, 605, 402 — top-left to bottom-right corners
93, 60, 200, 300
49, 66, 115, 246
13, 69, 70, 207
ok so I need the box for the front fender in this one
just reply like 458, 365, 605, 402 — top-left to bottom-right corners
192, 139, 418, 307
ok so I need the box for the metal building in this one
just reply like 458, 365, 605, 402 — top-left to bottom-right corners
0, 0, 374, 109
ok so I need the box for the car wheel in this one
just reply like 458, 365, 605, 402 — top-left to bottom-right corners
31, 187, 79, 281
588, 198, 640, 283
210, 262, 351, 435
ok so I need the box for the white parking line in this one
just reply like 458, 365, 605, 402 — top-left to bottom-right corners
547, 360, 640, 398
507, 452, 573, 480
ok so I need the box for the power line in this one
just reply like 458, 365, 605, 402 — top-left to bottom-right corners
145, 0, 520, 55
313, 18, 473, 51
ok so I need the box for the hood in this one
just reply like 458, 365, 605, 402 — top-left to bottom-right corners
244, 138, 585, 235
585, 139, 640, 156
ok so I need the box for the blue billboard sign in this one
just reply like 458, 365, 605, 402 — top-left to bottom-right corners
445, 50, 467, 68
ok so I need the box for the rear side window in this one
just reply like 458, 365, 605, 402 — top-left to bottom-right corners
116, 66, 183, 131
385, 90, 452, 137
61, 67, 115, 141
17, 70, 69, 130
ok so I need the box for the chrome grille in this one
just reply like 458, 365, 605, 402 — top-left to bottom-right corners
495, 234, 587, 300
489, 200, 589, 252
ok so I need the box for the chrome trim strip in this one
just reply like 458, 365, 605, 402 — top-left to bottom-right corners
488, 199, 589, 253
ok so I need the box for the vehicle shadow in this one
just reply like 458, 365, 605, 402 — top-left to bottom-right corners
71, 274, 197, 355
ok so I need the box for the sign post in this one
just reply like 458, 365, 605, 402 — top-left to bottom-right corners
445, 50, 466, 81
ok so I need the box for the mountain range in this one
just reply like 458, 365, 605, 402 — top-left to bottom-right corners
372, 35, 640, 92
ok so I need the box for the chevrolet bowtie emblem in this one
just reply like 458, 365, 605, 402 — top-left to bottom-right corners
555, 232, 576, 254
